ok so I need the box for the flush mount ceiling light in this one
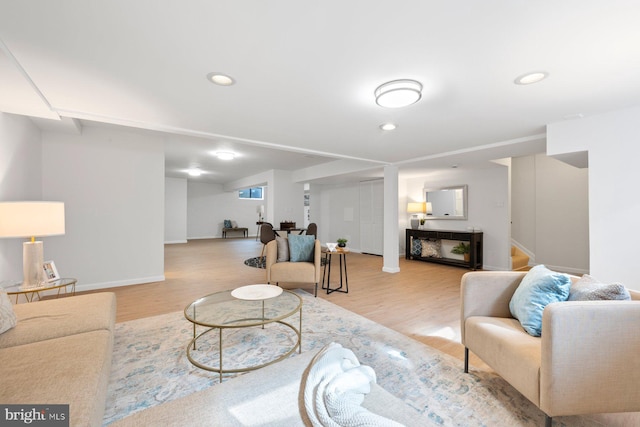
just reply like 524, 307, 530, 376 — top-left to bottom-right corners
216, 151, 235, 160
207, 72, 235, 86
188, 168, 202, 177
514, 71, 548, 85
375, 79, 422, 108
380, 123, 397, 131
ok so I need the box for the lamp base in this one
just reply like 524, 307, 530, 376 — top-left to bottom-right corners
23, 241, 47, 289
410, 218, 419, 229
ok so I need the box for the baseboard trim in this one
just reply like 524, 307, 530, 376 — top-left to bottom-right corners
165, 240, 187, 244
75, 275, 165, 292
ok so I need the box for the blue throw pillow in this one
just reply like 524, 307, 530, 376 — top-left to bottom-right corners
509, 265, 571, 337
288, 234, 315, 262
411, 238, 422, 256
224, 219, 232, 228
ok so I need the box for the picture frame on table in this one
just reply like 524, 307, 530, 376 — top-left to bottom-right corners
43, 260, 60, 282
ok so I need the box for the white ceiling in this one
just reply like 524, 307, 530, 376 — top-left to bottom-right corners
1, 1, 639, 184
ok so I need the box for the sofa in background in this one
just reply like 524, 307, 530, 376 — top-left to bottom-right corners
0, 293, 116, 427
461, 271, 640, 426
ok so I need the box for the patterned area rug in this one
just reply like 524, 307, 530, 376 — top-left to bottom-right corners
244, 256, 266, 268
104, 290, 601, 426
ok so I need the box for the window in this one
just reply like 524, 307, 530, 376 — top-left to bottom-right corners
239, 187, 263, 200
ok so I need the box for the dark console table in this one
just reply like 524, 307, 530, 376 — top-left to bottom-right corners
405, 228, 483, 270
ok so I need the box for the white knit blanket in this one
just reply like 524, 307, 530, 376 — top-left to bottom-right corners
303, 342, 405, 427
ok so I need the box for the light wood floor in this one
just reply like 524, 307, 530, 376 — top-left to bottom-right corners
81, 237, 489, 369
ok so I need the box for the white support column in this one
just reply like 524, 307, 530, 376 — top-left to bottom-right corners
382, 165, 400, 273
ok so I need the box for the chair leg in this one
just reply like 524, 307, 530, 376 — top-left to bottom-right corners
260, 244, 265, 258
464, 347, 469, 373
545, 415, 552, 427
314, 282, 318, 297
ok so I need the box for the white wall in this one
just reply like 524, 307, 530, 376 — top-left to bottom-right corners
271, 170, 304, 229
548, 106, 640, 290
41, 126, 165, 290
165, 177, 187, 243
187, 181, 267, 239
315, 182, 361, 250
0, 113, 43, 280
401, 167, 511, 271
511, 154, 589, 273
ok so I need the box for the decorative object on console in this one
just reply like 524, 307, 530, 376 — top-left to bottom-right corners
336, 238, 347, 248
406, 202, 425, 229
451, 242, 471, 262
421, 239, 442, 258
0, 201, 65, 289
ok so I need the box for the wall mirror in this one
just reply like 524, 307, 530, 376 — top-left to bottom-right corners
424, 185, 468, 220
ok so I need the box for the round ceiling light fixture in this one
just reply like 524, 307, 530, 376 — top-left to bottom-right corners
188, 168, 202, 177
375, 79, 422, 108
514, 71, 548, 85
380, 123, 397, 131
216, 151, 235, 160
207, 72, 235, 86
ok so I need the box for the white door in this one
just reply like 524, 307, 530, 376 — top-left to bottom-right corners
359, 180, 384, 255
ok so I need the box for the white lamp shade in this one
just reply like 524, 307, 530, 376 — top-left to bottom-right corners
257, 205, 265, 214
407, 202, 426, 214
0, 201, 65, 238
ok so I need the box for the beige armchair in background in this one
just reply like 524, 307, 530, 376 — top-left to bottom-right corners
265, 239, 321, 297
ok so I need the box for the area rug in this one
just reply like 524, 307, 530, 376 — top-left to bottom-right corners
104, 290, 601, 426
244, 255, 266, 268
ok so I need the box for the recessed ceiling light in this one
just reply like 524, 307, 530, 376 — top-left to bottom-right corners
216, 151, 235, 160
207, 72, 235, 86
375, 79, 423, 108
514, 72, 548, 85
380, 123, 397, 131
188, 168, 202, 177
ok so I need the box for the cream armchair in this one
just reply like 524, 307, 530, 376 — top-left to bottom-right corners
265, 239, 322, 297
461, 271, 640, 426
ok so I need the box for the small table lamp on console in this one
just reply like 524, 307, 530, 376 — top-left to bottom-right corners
407, 202, 426, 229
0, 201, 65, 288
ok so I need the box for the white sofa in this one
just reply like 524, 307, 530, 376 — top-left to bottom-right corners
111, 346, 428, 426
0, 293, 116, 427
461, 271, 640, 426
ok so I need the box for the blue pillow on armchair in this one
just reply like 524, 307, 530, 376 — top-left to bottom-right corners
288, 234, 315, 262
509, 264, 571, 337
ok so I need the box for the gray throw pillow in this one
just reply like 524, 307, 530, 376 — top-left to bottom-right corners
568, 274, 631, 301
276, 236, 289, 262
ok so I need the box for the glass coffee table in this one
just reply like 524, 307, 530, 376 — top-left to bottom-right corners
184, 285, 302, 380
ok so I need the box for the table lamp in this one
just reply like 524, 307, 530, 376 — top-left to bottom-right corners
0, 201, 65, 288
407, 202, 426, 229
257, 205, 265, 222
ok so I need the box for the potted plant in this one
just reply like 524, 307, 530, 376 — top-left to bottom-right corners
337, 238, 348, 248
451, 242, 470, 262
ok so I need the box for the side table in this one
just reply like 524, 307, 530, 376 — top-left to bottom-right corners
321, 247, 349, 294
2, 278, 77, 303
